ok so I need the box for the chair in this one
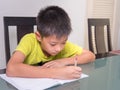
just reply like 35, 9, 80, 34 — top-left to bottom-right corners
4, 17, 36, 63
88, 18, 116, 58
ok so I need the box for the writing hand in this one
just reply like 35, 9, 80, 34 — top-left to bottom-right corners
56, 66, 82, 79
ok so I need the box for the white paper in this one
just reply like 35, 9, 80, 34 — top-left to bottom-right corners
0, 73, 88, 90
58, 73, 88, 84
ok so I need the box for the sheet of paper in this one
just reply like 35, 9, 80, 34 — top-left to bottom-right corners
58, 73, 88, 84
0, 74, 59, 90
0, 73, 88, 90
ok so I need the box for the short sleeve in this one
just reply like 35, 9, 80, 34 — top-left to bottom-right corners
15, 34, 34, 56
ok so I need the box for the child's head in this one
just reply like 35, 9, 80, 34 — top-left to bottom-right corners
36, 6, 72, 56
36, 6, 72, 39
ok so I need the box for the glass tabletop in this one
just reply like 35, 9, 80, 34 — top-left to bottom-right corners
0, 55, 120, 90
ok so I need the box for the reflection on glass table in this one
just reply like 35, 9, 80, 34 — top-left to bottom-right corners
0, 55, 120, 90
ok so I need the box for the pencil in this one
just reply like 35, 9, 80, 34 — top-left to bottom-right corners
74, 57, 77, 67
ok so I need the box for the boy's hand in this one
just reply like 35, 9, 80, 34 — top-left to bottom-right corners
55, 66, 82, 79
42, 60, 66, 68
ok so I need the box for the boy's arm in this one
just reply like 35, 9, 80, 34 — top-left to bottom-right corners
43, 49, 95, 68
6, 51, 82, 79
6, 51, 45, 78
74, 49, 96, 64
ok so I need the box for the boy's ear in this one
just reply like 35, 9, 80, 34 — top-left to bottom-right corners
35, 31, 42, 41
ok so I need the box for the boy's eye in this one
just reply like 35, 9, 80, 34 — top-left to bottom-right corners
50, 43, 56, 46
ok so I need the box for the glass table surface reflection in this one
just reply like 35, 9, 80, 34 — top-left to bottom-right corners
0, 55, 120, 90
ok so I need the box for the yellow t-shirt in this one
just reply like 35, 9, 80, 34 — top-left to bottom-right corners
15, 33, 83, 65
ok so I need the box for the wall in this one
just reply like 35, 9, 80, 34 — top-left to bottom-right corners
0, 0, 87, 68
113, 0, 120, 50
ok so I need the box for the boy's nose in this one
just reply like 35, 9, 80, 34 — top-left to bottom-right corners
55, 46, 61, 52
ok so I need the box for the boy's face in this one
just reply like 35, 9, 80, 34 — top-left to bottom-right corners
40, 35, 68, 57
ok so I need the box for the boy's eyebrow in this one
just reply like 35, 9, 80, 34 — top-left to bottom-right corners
50, 42, 57, 44
49, 40, 67, 44
49, 36, 68, 43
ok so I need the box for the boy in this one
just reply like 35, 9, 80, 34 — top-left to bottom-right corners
6, 6, 95, 80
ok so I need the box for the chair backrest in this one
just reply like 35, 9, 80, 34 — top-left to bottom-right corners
88, 18, 112, 56
4, 17, 36, 63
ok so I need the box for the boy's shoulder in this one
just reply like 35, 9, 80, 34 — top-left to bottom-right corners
23, 33, 35, 37
20, 33, 36, 43
65, 41, 79, 47
65, 41, 82, 50
21, 33, 36, 39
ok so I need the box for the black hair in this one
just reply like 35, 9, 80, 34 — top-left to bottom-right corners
36, 6, 72, 38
